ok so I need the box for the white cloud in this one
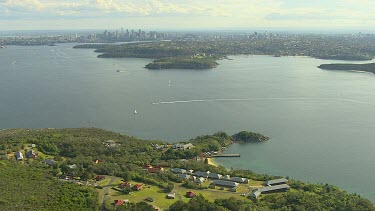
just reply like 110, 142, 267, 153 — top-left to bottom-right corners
0, 0, 374, 30
4, 0, 46, 10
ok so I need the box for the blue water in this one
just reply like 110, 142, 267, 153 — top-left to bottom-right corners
1, 44, 375, 201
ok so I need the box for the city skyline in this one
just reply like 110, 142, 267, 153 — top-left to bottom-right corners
1, 0, 375, 31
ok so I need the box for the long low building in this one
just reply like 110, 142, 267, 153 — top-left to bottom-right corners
231, 177, 249, 184
208, 173, 222, 179
194, 171, 209, 178
171, 168, 187, 174
178, 174, 191, 180
264, 178, 288, 186
251, 184, 290, 199
212, 180, 239, 188
259, 184, 290, 193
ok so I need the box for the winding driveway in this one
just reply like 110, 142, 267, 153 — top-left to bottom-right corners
100, 176, 117, 211
173, 190, 182, 201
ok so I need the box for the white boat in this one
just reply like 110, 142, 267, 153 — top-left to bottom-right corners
134, 110, 138, 114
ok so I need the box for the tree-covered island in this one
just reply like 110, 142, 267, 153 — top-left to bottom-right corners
232, 131, 270, 142
145, 57, 219, 70
74, 34, 375, 70
318, 62, 375, 74
0, 128, 374, 210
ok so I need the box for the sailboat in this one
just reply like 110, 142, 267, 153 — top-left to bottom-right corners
134, 110, 138, 114
168, 80, 171, 86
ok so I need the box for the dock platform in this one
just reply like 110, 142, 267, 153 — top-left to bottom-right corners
211, 154, 240, 157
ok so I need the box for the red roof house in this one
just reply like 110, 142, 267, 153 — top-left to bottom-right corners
186, 191, 196, 198
132, 184, 143, 191
95, 175, 105, 181
114, 199, 124, 206
143, 164, 153, 169
147, 166, 164, 173
119, 182, 132, 189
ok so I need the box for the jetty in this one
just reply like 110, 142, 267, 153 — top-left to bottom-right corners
211, 154, 240, 157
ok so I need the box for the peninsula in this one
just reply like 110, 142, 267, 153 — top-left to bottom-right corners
73, 33, 375, 70
0, 128, 373, 210
318, 62, 375, 74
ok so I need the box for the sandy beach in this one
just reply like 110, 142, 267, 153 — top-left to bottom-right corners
207, 157, 219, 167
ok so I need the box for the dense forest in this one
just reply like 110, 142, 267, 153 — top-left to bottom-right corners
0, 160, 98, 210
170, 192, 374, 211
0, 128, 374, 210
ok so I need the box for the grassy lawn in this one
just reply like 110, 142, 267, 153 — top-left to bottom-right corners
35, 151, 54, 160
105, 181, 178, 210
112, 178, 124, 186
18, 144, 55, 160
94, 177, 113, 203
249, 180, 264, 187
97, 177, 112, 186
174, 183, 250, 202
103, 178, 253, 209
97, 188, 104, 203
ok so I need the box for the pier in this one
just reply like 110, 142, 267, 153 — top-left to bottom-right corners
211, 154, 240, 157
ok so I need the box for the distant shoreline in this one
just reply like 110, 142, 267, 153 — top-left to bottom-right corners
73, 40, 375, 70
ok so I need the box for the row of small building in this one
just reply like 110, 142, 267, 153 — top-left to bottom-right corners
171, 168, 248, 182
250, 178, 290, 199
153, 143, 194, 150
171, 168, 248, 191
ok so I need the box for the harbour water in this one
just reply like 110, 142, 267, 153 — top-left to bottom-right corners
1, 44, 375, 201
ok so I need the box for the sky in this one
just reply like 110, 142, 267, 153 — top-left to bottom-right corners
0, 0, 374, 31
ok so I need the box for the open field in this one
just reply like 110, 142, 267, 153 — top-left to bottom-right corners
174, 184, 249, 202
104, 180, 178, 209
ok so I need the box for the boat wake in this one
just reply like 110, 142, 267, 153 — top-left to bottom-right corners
152, 97, 375, 106
114, 64, 127, 69
114, 64, 130, 75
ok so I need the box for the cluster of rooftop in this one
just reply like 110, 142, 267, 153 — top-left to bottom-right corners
170, 167, 249, 190
251, 178, 290, 199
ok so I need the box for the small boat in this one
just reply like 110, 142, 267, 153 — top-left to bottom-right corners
116, 70, 120, 72
134, 110, 138, 114
0, 46, 5, 49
